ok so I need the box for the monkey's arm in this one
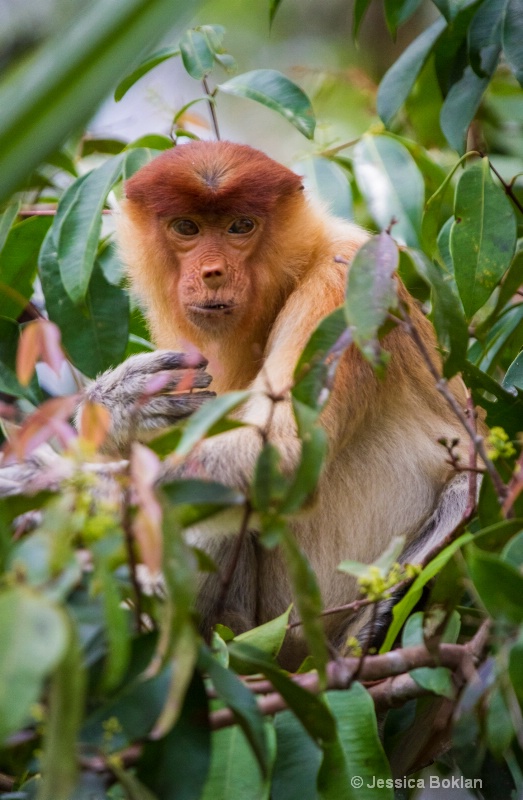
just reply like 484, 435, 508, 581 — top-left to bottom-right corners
80, 350, 215, 454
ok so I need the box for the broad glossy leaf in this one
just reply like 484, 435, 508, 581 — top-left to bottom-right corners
352, 135, 424, 246
228, 642, 336, 743
344, 230, 399, 373
0, 216, 52, 319
503, 0, 523, 87
0, 588, 69, 742
469, 303, 523, 374
440, 67, 491, 154
296, 157, 353, 219
252, 443, 289, 512
468, 0, 504, 77
450, 159, 517, 319
353, 0, 372, 38
39, 627, 85, 800
199, 647, 270, 776
467, 545, 523, 624
402, 248, 467, 377
281, 401, 327, 514
272, 711, 321, 800
180, 29, 214, 79
201, 725, 274, 800
321, 687, 393, 800
0, 202, 20, 253
235, 606, 291, 658
385, 0, 424, 35
293, 307, 347, 411
421, 153, 470, 257
380, 533, 473, 652
39, 229, 130, 378
54, 156, 124, 303
503, 351, 523, 392
219, 70, 316, 139
138, 670, 211, 800
378, 16, 446, 126
433, 0, 476, 21
402, 613, 455, 699
175, 391, 250, 457
0, 0, 202, 203
280, 526, 329, 684
114, 46, 181, 101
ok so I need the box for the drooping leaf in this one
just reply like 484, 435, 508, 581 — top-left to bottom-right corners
269, 0, 284, 27
97, 564, 131, 692
219, 70, 316, 139
402, 613, 455, 699
378, 16, 447, 126
296, 157, 353, 219
450, 159, 517, 319
252, 443, 289, 512
175, 391, 250, 457
502, 0, 523, 87
353, 0, 372, 38
39, 625, 86, 800
0, 202, 20, 254
235, 606, 292, 658
201, 724, 274, 800
280, 401, 327, 514
352, 135, 424, 246
440, 67, 492, 154
179, 29, 215, 79
39, 228, 130, 378
0, 588, 69, 742
114, 46, 181, 101
0, 0, 202, 203
199, 646, 270, 777
467, 545, 523, 624
322, 687, 393, 799
0, 215, 52, 319
272, 711, 322, 800
344, 230, 399, 373
503, 351, 523, 392
401, 248, 468, 377
384, 0, 424, 36
468, 0, 505, 77
292, 307, 348, 412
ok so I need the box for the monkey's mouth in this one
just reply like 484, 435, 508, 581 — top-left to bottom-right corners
188, 303, 237, 316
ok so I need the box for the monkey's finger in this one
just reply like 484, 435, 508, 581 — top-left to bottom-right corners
124, 350, 208, 378
142, 391, 215, 421
155, 369, 213, 394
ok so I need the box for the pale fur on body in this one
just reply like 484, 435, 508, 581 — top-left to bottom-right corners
111, 141, 470, 665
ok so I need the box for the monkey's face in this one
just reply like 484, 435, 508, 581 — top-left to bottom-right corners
164, 213, 263, 334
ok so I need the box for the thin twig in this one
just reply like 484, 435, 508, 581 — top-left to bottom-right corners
202, 78, 221, 141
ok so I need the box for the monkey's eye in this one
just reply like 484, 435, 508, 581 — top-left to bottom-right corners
172, 219, 199, 236
228, 218, 255, 235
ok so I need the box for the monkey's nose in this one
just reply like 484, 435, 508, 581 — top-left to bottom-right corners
201, 263, 226, 290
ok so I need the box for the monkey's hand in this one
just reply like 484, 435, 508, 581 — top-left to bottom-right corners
80, 350, 215, 454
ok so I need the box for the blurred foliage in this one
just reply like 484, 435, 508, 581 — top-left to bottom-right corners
0, 0, 523, 798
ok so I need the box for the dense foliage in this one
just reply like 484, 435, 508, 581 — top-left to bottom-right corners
1, 0, 523, 797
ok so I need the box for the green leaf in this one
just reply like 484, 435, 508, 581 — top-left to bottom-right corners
39, 229, 130, 378
503, 351, 523, 392
401, 248, 468, 377
235, 606, 292, 658
440, 67, 491, 154
0, 216, 52, 319
502, 0, 523, 87
0, 588, 69, 742
468, 0, 504, 77
385, 0, 424, 36
0, 318, 40, 402
279, 526, 329, 684
0, 0, 202, 204
296, 157, 353, 219
401, 613, 455, 699
421, 152, 471, 258
270, 0, 284, 27
352, 134, 424, 246
252, 443, 289, 513
272, 711, 321, 800
201, 725, 274, 800
179, 29, 215, 79
344, 230, 399, 373
228, 642, 336, 744
175, 391, 250, 457
378, 16, 447, 126
0, 202, 20, 254
199, 647, 270, 777
467, 544, 523, 624
380, 532, 474, 652
54, 155, 124, 303
138, 670, 211, 800
219, 70, 316, 139
353, 0, 372, 38
450, 159, 517, 319
280, 402, 327, 514
292, 307, 347, 412
39, 625, 86, 800
114, 46, 181, 101
97, 564, 131, 692
321, 687, 393, 800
